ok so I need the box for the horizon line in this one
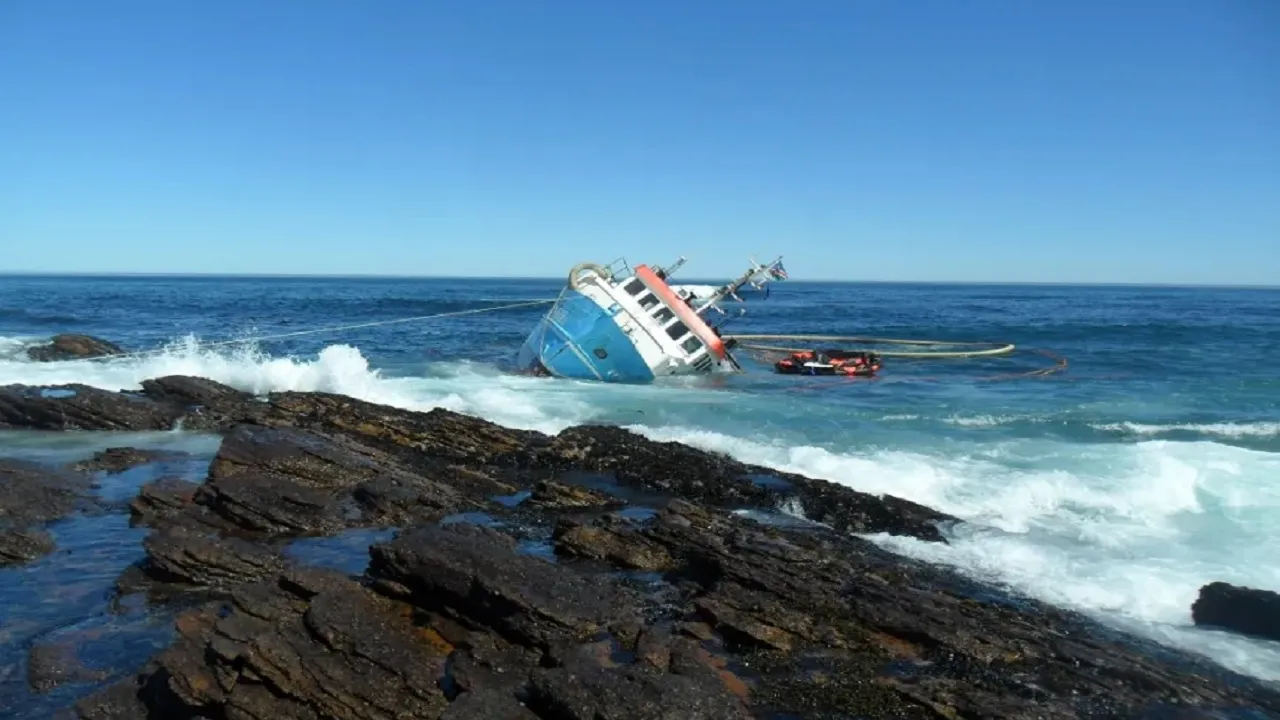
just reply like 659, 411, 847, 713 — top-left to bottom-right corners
0, 270, 1276, 291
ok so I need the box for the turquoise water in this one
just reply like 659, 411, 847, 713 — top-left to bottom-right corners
2, 274, 1278, 688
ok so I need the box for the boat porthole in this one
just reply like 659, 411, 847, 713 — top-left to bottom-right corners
593, 348, 608, 359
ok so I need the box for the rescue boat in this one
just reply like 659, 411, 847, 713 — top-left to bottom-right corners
773, 350, 882, 377
516, 255, 787, 383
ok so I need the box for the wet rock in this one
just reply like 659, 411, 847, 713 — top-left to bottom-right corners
527, 649, 751, 720
0, 459, 94, 521
0, 382, 186, 431
140, 374, 245, 405
129, 477, 200, 525
129, 568, 452, 719
634, 625, 674, 670
27, 641, 110, 692
790, 479, 958, 542
369, 522, 642, 649
72, 677, 149, 719
528, 478, 616, 509
677, 621, 717, 642
550, 425, 954, 542
693, 593, 802, 652
26, 334, 124, 362
254, 392, 552, 470
1192, 581, 1280, 642
666, 637, 754, 701
0, 459, 96, 565
610, 500, 1280, 718
550, 425, 769, 503
441, 690, 539, 720
443, 633, 542, 699
352, 472, 464, 526
190, 423, 466, 535
72, 446, 169, 474
552, 515, 675, 571
0, 375, 247, 433
0, 527, 57, 565
139, 375, 251, 431
208, 424, 392, 488
138, 524, 286, 590
196, 470, 355, 535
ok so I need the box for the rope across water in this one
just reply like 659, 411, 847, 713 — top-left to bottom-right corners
47, 299, 556, 363
723, 334, 1016, 359
724, 334, 1068, 380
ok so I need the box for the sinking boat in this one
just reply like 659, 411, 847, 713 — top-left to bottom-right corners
516, 255, 788, 383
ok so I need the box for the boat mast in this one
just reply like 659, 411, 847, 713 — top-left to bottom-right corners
692, 256, 783, 315
660, 256, 688, 277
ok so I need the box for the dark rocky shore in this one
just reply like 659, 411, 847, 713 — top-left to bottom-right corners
2, 373, 1279, 718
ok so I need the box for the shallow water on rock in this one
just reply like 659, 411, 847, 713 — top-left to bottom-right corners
516, 538, 558, 563
0, 431, 220, 718
440, 510, 504, 527
282, 527, 400, 576
554, 470, 675, 508
491, 489, 533, 508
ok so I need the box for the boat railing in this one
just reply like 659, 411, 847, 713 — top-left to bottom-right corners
602, 257, 633, 280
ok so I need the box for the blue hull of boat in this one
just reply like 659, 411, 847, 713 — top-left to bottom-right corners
516, 289, 654, 383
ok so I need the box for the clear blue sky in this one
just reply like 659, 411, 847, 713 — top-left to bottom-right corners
2, 1, 1276, 284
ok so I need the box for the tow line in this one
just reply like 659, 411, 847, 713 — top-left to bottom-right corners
724, 334, 1068, 381
724, 334, 1016, 359
48, 299, 556, 363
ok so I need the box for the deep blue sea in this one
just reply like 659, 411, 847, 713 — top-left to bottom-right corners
2, 274, 1279, 710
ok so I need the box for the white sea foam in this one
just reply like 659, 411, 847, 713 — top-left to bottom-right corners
2, 335, 1278, 681
0, 336, 40, 361
888, 413, 1280, 439
940, 414, 1026, 427
1094, 421, 1280, 438
630, 425, 1280, 680
0, 335, 598, 435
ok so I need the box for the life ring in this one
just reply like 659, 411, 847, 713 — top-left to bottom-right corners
567, 262, 610, 291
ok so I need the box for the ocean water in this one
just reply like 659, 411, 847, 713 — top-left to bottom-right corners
2, 274, 1279, 692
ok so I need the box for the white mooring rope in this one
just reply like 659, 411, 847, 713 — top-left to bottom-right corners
48, 299, 557, 363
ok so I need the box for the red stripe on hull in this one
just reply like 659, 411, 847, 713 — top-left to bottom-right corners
633, 265, 726, 359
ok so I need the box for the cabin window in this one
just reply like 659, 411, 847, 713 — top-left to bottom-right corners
665, 320, 688, 340
623, 278, 645, 296
652, 307, 674, 324
681, 336, 702, 354
638, 293, 659, 310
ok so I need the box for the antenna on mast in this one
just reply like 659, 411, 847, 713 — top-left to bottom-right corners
692, 255, 787, 316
